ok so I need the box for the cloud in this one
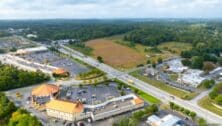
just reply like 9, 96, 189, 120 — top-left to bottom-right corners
0, 0, 221, 19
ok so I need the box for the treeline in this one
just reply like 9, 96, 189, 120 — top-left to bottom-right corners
0, 92, 41, 126
0, 20, 136, 42
124, 23, 222, 47
0, 63, 50, 91
181, 47, 222, 70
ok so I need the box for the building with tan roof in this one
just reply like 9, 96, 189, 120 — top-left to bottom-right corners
45, 100, 85, 121
31, 84, 59, 105
52, 68, 69, 77
131, 97, 144, 106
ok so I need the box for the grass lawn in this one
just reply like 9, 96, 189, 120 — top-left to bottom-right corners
130, 70, 197, 100
198, 96, 222, 116
138, 91, 160, 104
129, 85, 160, 104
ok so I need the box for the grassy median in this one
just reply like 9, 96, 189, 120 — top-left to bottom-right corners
115, 79, 160, 104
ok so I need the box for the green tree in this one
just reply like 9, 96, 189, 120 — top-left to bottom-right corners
169, 102, 175, 109
218, 58, 222, 66
157, 57, 163, 64
146, 60, 151, 64
209, 90, 218, 99
198, 118, 207, 126
181, 59, 191, 66
133, 88, 139, 94
8, 109, 41, 126
201, 79, 215, 89
191, 56, 204, 69
0, 92, 17, 124
79, 84, 83, 88
215, 95, 222, 105
97, 56, 104, 63
189, 112, 196, 119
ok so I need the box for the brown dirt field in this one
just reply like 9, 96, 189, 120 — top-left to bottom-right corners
86, 39, 146, 69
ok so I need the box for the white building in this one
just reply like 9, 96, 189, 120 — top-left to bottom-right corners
26, 34, 38, 38
178, 69, 206, 87
146, 114, 183, 126
16, 46, 48, 54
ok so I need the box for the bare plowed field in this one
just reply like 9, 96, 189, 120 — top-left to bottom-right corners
86, 39, 146, 69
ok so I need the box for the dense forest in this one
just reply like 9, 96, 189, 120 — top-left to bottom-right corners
0, 20, 137, 41
0, 63, 50, 91
0, 92, 41, 126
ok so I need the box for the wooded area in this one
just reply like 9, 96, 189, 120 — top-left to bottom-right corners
0, 63, 50, 91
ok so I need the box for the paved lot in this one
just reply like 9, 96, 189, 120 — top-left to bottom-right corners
0, 36, 36, 51
19, 51, 90, 77
59, 82, 132, 105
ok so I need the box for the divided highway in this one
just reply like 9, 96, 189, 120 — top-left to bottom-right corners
59, 45, 222, 124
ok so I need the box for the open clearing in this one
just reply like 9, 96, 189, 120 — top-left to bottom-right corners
86, 39, 146, 69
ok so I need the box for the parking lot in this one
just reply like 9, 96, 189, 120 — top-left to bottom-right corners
19, 51, 90, 77
59, 82, 132, 105
0, 36, 36, 51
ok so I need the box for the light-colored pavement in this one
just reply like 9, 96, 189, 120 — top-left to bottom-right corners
190, 89, 211, 104
59, 45, 222, 125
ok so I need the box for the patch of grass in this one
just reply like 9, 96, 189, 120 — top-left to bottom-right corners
138, 91, 160, 104
158, 42, 192, 55
68, 43, 93, 56
114, 40, 136, 48
130, 70, 197, 100
198, 96, 222, 116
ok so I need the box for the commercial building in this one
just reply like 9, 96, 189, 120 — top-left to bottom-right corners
44, 93, 145, 122
31, 84, 59, 105
146, 114, 183, 126
15, 46, 48, 55
45, 100, 86, 121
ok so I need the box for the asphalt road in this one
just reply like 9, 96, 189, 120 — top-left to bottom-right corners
59, 45, 222, 125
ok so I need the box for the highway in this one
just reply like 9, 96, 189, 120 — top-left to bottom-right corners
59, 45, 222, 124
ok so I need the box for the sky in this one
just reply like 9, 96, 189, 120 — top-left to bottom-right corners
0, 0, 222, 19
